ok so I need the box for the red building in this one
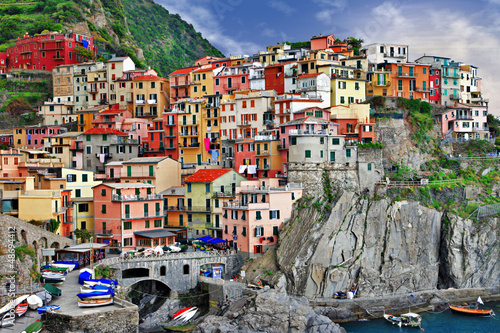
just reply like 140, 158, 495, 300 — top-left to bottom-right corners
310, 34, 348, 53
6, 32, 96, 72
234, 138, 258, 180
141, 111, 179, 160
0, 53, 7, 73
264, 63, 286, 94
60, 189, 73, 238
25, 125, 63, 149
429, 68, 441, 104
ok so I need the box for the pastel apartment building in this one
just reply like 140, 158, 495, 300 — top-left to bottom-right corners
183, 169, 246, 239
93, 183, 165, 249
222, 178, 302, 257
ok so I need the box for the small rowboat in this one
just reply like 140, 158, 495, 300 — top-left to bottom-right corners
449, 304, 493, 316
1, 312, 15, 328
384, 312, 422, 328
77, 297, 114, 308
22, 320, 43, 333
172, 306, 196, 319
178, 307, 198, 323
37, 304, 60, 314
27, 295, 43, 310
44, 284, 62, 297
77, 290, 114, 300
15, 301, 29, 317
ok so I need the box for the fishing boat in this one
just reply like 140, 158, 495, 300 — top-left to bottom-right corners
178, 307, 198, 323
1, 312, 15, 328
27, 295, 43, 310
36, 291, 52, 304
41, 275, 65, 284
44, 284, 62, 297
15, 301, 29, 317
42, 267, 68, 273
449, 297, 494, 316
77, 297, 114, 308
384, 312, 422, 328
0, 294, 29, 314
172, 306, 196, 319
22, 320, 43, 333
37, 304, 60, 314
76, 290, 114, 300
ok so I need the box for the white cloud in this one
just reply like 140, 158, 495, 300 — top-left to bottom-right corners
313, 0, 347, 23
268, 0, 296, 16
157, 0, 261, 56
353, 2, 500, 114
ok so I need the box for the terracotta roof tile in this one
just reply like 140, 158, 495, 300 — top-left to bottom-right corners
298, 73, 323, 79
169, 67, 197, 76
133, 74, 166, 81
81, 128, 128, 136
185, 168, 233, 183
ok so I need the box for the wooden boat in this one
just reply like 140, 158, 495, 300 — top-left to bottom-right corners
22, 320, 43, 333
37, 304, 60, 314
384, 312, 422, 328
44, 284, 62, 297
15, 301, 29, 317
41, 276, 65, 284
77, 297, 114, 308
27, 295, 43, 310
178, 307, 198, 323
77, 290, 114, 300
449, 305, 493, 316
0, 294, 29, 314
172, 306, 196, 319
1, 312, 15, 328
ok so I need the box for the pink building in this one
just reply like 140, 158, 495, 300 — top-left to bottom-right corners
213, 65, 250, 95
25, 125, 63, 149
93, 183, 168, 250
0, 149, 22, 177
222, 178, 302, 257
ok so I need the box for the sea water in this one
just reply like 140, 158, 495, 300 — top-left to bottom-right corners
341, 302, 500, 333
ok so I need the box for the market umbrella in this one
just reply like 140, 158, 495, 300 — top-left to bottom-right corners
207, 238, 229, 244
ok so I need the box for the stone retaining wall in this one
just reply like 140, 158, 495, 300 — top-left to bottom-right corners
44, 299, 139, 333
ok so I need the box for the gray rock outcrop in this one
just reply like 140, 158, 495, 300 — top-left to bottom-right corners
193, 289, 345, 333
275, 193, 500, 298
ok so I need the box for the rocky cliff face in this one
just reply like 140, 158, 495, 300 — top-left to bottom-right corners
275, 193, 500, 298
194, 288, 345, 333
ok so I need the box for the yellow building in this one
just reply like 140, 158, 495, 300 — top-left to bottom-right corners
18, 189, 72, 236
46, 132, 80, 167
329, 104, 371, 124
254, 135, 282, 178
61, 168, 102, 198
120, 156, 181, 193
131, 74, 170, 120
73, 198, 94, 244
317, 64, 367, 106
366, 69, 392, 99
176, 98, 205, 165
191, 66, 216, 98
297, 50, 340, 75
13, 128, 26, 149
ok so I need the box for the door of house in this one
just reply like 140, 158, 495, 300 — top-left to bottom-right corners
197, 154, 202, 165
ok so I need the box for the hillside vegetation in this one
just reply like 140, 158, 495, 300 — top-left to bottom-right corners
0, 0, 224, 75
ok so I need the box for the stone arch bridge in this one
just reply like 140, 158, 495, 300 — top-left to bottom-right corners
97, 251, 243, 292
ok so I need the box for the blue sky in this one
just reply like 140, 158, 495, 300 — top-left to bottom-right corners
158, 0, 500, 113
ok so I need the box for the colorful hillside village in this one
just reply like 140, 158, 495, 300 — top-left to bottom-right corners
0, 32, 491, 258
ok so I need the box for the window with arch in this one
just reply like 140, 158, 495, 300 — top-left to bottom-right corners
160, 266, 166, 276
183, 264, 190, 275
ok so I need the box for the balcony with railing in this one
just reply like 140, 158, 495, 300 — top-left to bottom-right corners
110, 138, 138, 145
455, 114, 473, 120
136, 111, 158, 118
179, 131, 199, 136
147, 99, 157, 105
135, 100, 145, 105
112, 194, 162, 201
237, 120, 251, 127
255, 150, 269, 156
449, 94, 460, 100
384, 52, 406, 58
223, 83, 240, 90
89, 87, 98, 94
415, 86, 430, 92
179, 142, 200, 148
394, 72, 418, 78
53, 55, 65, 61
374, 79, 391, 87
288, 129, 330, 136
94, 229, 113, 236
442, 71, 460, 78
277, 144, 287, 150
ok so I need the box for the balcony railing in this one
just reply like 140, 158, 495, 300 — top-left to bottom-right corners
455, 114, 473, 120
384, 52, 406, 58
394, 72, 418, 78
277, 144, 287, 150
415, 87, 430, 92
147, 99, 157, 105
256, 150, 269, 156
288, 129, 330, 135
53, 55, 65, 61
112, 194, 161, 201
110, 138, 138, 145
180, 132, 198, 136
179, 143, 200, 148
136, 100, 145, 105
237, 120, 250, 126
94, 229, 113, 236
374, 81, 391, 87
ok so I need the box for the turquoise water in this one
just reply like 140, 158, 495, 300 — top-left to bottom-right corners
341, 302, 500, 333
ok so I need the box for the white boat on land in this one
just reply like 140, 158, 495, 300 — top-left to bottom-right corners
83, 280, 114, 288
1, 312, 15, 328
0, 295, 29, 314
178, 307, 198, 323
77, 297, 114, 308
27, 295, 43, 310
50, 263, 76, 272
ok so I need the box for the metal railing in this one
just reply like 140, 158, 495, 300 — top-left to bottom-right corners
112, 194, 162, 201
96, 250, 237, 266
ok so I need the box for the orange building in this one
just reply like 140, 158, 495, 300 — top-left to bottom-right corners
386, 63, 430, 101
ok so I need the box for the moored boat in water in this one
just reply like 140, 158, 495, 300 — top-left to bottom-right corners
383, 312, 422, 328
449, 297, 494, 316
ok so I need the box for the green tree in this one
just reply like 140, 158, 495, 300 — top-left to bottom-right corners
74, 228, 95, 243
49, 219, 60, 233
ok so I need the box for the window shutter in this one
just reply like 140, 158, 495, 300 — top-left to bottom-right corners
269, 211, 272, 219
277, 210, 280, 219
254, 227, 258, 237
